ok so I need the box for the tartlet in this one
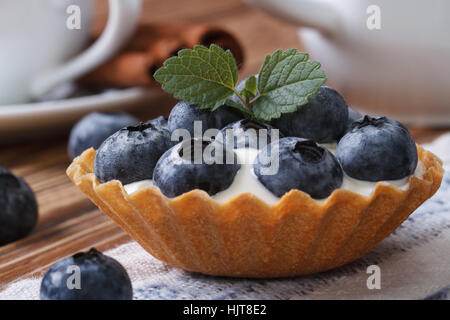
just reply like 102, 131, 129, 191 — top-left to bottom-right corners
67, 145, 443, 278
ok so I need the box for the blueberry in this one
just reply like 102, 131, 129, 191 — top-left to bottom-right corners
216, 118, 282, 149
68, 112, 138, 160
230, 74, 259, 105
253, 137, 343, 199
40, 248, 132, 300
94, 122, 174, 184
168, 100, 243, 138
272, 86, 349, 143
336, 116, 418, 181
348, 107, 363, 124
0, 167, 38, 245
344, 107, 363, 134
145, 115, 168, 129
153, 138, 240, 197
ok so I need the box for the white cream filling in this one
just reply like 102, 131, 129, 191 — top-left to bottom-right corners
124, 144, 425, 205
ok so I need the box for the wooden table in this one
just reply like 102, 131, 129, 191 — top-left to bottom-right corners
0, 0, 448, 289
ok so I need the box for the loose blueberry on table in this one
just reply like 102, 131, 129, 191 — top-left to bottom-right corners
0, 167, 38, 246
40, 248, 132, 300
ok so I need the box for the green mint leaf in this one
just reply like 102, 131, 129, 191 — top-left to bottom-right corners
224, 99, 254, 117
240, 75, 257, 101
153, 44, 239, 110
252, 49, 327, 121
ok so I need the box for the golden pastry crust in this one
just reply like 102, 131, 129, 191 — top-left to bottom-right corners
67, 146, 443, 278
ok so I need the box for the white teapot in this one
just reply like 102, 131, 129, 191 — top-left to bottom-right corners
246, 0, 450, 125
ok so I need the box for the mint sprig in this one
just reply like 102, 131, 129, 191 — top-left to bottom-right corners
153, 44, 238, 110
240, 75, 257, 102
253, 49, 327, 121
153, 45, 327, 121
224, 99, 253, 117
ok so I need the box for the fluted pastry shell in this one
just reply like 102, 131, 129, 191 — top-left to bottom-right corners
67, 146, 443, 278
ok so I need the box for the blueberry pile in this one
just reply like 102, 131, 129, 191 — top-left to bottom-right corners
40, 248, 132, 300
94, 102, 245, 195
91, 85, 418, 200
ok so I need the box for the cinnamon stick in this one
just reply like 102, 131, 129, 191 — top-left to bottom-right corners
79, 23, 245, 89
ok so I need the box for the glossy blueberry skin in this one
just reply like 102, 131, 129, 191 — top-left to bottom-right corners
145, 115, 168, 129
345, 107, 363, 132
94, 122, 174, 185
253, 137, 343, 199
272, 86, 349, 143
348, 107, 363, 123
153, 138, 240, 197
40, 248, 132, 300
336, 116, 418, 181
68, 112, 138, 160
0, 167, 38, 246
168, 100, 243, 138
216, 118, 282, 149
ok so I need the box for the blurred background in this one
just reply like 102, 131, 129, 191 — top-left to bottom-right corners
91, 0, 299, 118
0, 0, 310, 142
2, 0, 449, 143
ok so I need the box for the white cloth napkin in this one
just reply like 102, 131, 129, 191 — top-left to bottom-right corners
1, 133, 450, 300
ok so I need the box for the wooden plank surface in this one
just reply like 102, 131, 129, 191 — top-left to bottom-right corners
0, 0, 448, 289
